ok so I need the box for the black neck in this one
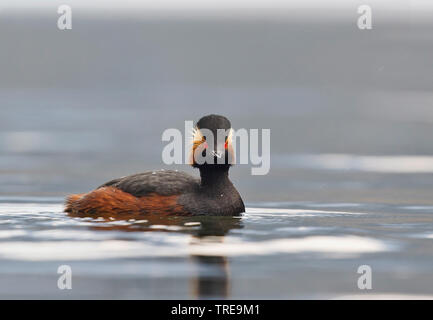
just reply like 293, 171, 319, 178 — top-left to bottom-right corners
199, 165, 231, 190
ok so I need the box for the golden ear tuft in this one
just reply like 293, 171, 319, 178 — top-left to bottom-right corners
189, 126, 204, 166
227, 128, 233, 144
226, 128, 235, 164
191, 126, 203, 143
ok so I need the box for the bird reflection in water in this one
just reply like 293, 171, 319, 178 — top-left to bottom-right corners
85, 213, 243, 298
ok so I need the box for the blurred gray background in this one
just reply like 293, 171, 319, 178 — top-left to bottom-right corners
1, 1, 433, 204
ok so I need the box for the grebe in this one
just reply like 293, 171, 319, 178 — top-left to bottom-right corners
65, 114, 245, 217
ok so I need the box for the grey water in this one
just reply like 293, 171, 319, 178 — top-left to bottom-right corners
1, 200, 433, 299
1, 8, 433, 298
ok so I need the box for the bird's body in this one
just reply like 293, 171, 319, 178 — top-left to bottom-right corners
65, 169, 244, 217
65, 115, 245, 217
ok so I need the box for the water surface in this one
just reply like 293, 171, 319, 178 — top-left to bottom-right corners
1, 198, 433, 299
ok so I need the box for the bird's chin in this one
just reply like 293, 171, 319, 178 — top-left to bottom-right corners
190, 150, 234, 167
192, 161, 232, 169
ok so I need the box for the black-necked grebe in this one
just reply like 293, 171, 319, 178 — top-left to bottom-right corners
65, 115, 245, 217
